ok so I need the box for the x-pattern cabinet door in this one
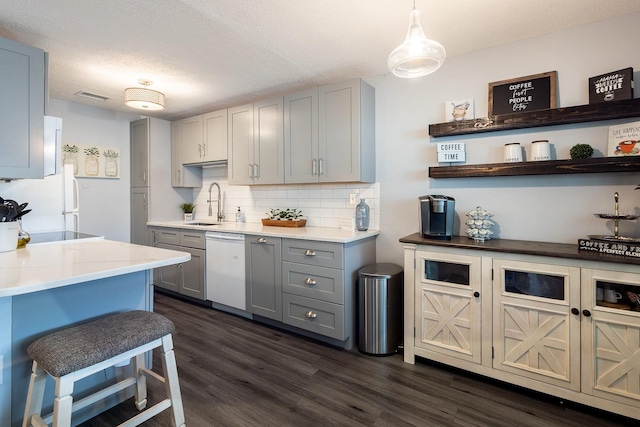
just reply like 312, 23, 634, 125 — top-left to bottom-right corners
493, 259, 581, 391
581, 268, 640, 406
415, 250, 482, 364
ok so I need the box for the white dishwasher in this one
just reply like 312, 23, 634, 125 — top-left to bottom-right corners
205, 231, 251, 318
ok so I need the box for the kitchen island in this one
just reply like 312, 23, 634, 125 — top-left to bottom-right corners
0, 239, 190, 427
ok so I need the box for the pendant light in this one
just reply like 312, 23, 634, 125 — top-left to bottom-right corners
387, 0, 446, 78
124, 80, 165, 110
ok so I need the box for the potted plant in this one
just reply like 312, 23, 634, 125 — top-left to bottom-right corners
179, 202, 196, 222
262, 208, 305, 227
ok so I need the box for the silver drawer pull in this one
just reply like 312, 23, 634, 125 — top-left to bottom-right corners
304, 249, 316, 256
305, 278, 317, 286
305, 311, 317, 319
257, 237, 267, 243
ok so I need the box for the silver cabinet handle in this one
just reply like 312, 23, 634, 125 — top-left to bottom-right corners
249, 164, 254, 179
143, 193, 147, 208
305, 311, 317, 319
152, 230, 157, 245
318, 158, 324, 175
304, 249, 316, 256
176, 169, 181, 184
198, 144, 202, 157
254, 163, 259, 179
305, 278, 317, 286
312, 159, 317, 176
257, 237, 267, 243
143, 169, 148, 184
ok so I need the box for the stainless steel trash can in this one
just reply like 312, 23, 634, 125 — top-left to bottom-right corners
358, 263, 403, 356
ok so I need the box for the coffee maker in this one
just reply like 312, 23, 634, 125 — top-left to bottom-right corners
419, 195, 455, 239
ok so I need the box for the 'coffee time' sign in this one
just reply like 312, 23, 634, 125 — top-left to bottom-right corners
488, 71, 558, 116
437, 142, 466, 163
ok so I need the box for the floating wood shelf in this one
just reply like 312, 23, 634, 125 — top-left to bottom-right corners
429, 98, 640, 138
428, 156, 640, 178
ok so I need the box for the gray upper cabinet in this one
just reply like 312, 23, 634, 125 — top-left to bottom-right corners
253, 97, 284, 184
228, 98, 284, 185
284, 87, 318, 184
318, 78, 375, 183
0, 36, 45, 180
284, 78, 375, 184
182, 115, 204, 164
228, 103, 254, 185
130, 119, 150, 188
170, 119, 202, 188
202, 109, 227, 162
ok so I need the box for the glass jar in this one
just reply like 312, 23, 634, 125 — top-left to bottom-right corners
355, 199, 370, 231
85, 155, 99, 176
105, 157, 118, 177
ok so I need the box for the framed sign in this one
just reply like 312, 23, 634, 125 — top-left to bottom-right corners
488, 71, 557, 116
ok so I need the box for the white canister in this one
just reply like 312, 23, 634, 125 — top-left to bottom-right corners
0, 222, 19, 252
503, 143, 523, 163
531, 140, 551, 161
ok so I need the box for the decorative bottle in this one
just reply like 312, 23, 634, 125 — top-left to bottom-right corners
355, 199, 370, 231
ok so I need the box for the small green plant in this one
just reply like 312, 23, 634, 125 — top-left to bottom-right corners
266, 208, 303, 220
63, 144, 78, 153
84, 147, 100, 157
569, 144, 593, 159
179, 202, 196, 213
103, 149, 119, 158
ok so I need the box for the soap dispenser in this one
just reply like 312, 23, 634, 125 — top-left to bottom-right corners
236, 207, 243, 223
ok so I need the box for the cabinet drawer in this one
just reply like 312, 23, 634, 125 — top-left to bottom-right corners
282, 239, 343, 269
282, 262, 344, 304
282, 294, 345, 340
180, 230, 205, 249
157, 229, 180, 246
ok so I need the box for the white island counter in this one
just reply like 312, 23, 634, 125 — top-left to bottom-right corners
0, 239, 190, 427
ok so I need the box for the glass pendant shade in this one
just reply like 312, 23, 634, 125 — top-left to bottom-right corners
388, 8, 446, 78
124, 86, 165, 110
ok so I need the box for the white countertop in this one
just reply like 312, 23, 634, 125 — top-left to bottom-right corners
0, 239, 190, 297
147, 221, 380, 243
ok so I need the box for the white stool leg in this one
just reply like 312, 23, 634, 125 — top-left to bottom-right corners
22, 362, 47, 427
133, 353, 148, 410
161, 335, 185, 427
52, 376, 74, 427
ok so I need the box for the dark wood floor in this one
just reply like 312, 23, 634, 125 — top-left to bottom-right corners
81, 292, 637, 426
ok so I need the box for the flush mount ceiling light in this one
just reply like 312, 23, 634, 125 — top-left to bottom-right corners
387, 0, 446, 78
124, 79, 165, 110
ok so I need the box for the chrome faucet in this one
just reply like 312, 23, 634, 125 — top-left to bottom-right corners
207, 182, 224, 222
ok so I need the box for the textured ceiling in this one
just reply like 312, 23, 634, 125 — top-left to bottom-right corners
1, 0, 640, 121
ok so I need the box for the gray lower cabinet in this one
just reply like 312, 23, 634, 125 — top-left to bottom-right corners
247, 234, 376, 349
246, 234, 282, 320
151, 228, 206, 300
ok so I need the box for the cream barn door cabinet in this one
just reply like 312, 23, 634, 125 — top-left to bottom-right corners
401, 233, 640, 421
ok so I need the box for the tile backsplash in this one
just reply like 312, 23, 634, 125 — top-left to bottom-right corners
193, 166, 379, 230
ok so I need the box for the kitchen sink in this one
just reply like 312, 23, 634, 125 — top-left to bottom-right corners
187, 222, 220, 226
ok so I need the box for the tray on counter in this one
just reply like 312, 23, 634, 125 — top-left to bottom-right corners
261, 219, 307, 228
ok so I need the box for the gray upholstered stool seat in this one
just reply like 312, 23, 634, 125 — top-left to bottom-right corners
22, 310, 186, 427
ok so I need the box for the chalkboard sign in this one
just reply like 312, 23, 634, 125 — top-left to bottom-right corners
488, 71, 557, 116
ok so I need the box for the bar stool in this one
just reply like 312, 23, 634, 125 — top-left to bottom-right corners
22, 310, 186, 427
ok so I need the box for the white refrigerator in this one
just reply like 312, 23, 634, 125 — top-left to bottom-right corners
62, 164, 80, 232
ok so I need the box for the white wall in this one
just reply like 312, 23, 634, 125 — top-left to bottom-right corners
369, 13, 640, 265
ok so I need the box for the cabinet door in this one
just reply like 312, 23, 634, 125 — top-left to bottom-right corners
130, 188, 148, 245
180, 247, 206, 300
228, 103, 254, 185
171, 120, 184, 187
581, 268, 640, 406
414, 250, 482, 364
253, 97, 284, 184
284, 87, 318, 183
246, 235, 282, 320
154, 243, 181, 293
130, 119, 149, 187
203, 109, 228, 162
493, 259, 580, 391
0, 37, 45, 179
182, 115, 204, 164
318, 78, 375, 183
